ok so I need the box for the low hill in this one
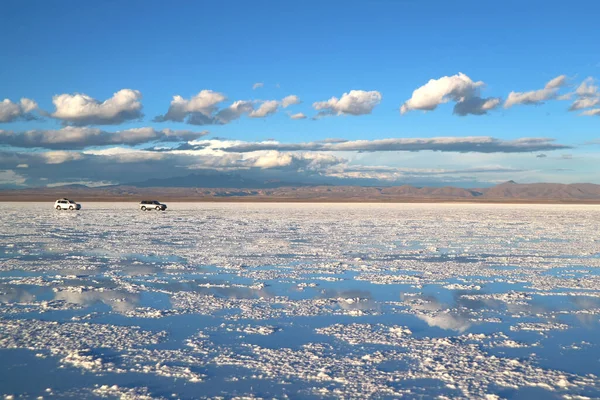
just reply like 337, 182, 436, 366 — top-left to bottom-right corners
2, 181, 600, 203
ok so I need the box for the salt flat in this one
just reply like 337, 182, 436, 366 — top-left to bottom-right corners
0, 203, 599, 399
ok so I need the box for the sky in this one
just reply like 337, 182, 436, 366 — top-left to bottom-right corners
1, 0, 600, 188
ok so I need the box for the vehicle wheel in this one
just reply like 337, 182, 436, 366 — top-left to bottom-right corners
156, 206, 161, 211
56, 206, 61, 210
141, 206, 146, 211
69, 206, 74, 210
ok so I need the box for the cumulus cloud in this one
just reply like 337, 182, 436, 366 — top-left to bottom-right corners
0, 141, 350, 188
84, 147, 173, 163
504, 75, 567, 108
400, 73, 500, 116
453, 96, 501, 116
245, 151, 342, 170
289, 112, 307, 120
51, 89, 143, 125
214, 100, 254, 123
313, 90, 382, 117
569, 78, 599, 112
219, 136, 570, 154
281, 95, 301, 108
580, 108, 600, 116
546, 75, 567, 89
249, 100, 279, 118
0, 132, 571, 188
570, 97, 599, 111
156, 91, 299, 123
41, 151, 85, 164
252, 82, 264, 90
575, 77, 598, 97
0, 98, 39, 122
249, 151, 294, 168
0, 127, 208, 149
154, 90, 226, 124
249, 96, 301, 118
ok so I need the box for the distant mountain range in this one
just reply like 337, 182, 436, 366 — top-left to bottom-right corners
124, 171, 319, 189
2, 179, 600, 202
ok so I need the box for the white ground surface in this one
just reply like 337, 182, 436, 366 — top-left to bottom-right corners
0, 203, 599, 399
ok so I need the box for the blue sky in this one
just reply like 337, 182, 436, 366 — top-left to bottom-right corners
1, 0, 599, 188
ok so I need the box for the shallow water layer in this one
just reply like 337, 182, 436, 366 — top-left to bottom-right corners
0, 202, 599, 399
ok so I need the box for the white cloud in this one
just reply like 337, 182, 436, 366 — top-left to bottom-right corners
400, 73, 501, 116
156, 91, 300, 123
289, 112, 307, 120
453, 96, 501, 116
580, 108, 600, 116
252, 82, 264, 90
504, 75, 567, 108
546, 75, 567, 89
221, 136, 570, 154
215, 100, 254, 123
570, 97, 600, 111
400, 73, 486, 114
46, 180, 116, 188
281, 95, 301, 108
0, 98, 39, 122
250, 151, 294, 168
41, 151, 85, 164
0, 169, 26, 186
569, 78, 599, 111
250, 95, 301, 118
83, 147, 166, 163
51, 89, 143, 125
323, 164, 525, 181
313, 90, 382, 117
0, 127, 208, 149
575, 77, 598, 97
245, 151, 342, 170
249, 100, 279, 118
155, 90, 226, 124
297, 152, 343, 171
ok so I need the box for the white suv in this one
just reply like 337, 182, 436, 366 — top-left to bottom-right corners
140, 200, 167, 211
55, 198, 81, 210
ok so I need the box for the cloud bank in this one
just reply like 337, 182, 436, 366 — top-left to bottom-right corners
0, 127, 208, 149
217, 136, 570, 154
